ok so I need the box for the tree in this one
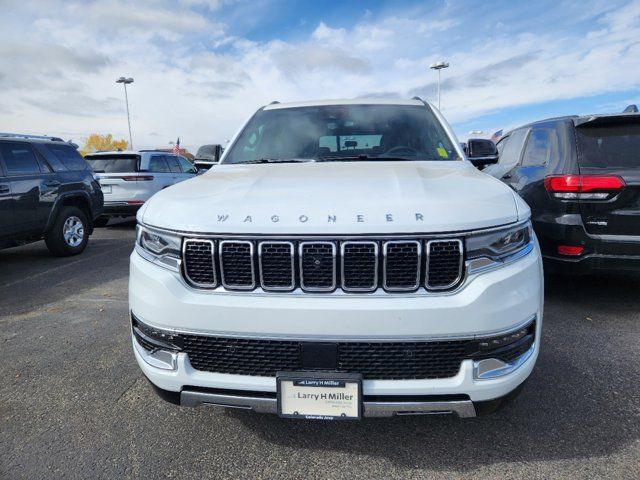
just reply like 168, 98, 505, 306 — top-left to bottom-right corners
80, 134, 128, 156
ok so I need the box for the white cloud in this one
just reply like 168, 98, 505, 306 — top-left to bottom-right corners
1, 0, 639, 151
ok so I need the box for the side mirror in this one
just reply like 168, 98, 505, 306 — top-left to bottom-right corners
467, 138, 499, 170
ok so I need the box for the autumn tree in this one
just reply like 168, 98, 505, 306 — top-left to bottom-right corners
80, 134, 128, 156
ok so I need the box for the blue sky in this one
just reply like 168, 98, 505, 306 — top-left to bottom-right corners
1, 0, 639, 149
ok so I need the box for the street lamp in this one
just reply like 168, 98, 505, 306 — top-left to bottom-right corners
429, 61, 449, 110
116, 76, 134, 149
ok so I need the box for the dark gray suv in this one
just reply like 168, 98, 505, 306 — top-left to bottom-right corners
0, 134, 104, 256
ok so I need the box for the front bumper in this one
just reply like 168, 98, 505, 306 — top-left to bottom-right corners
129, 239, 543, 415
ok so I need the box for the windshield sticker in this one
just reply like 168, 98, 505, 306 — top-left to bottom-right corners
436, 147, 449, 158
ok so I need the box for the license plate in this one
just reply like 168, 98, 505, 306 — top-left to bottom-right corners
101, 184, 112, 194
277, 372, 362, 420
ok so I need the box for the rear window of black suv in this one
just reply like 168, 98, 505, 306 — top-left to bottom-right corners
576, 122, 640, 168
43, 144, 88, 171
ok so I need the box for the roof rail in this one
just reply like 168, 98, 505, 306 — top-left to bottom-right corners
0, 132, 65, 142
623, 104, 638, 113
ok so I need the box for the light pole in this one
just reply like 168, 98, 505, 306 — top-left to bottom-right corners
116, 76, 134, 149
429, 61, 449, 110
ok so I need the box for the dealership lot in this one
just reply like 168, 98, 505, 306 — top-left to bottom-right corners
1, 221, 639, 479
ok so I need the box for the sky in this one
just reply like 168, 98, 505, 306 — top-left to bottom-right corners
1, 0, 639, 152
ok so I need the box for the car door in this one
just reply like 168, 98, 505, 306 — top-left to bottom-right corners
0, 150, 13, 237
0, 141, 47, 234
495, 128, 530, 187
146, 154, 174, 193
176, 155, 198, 183
508, 123, 562, 199
163, 155, 183, 186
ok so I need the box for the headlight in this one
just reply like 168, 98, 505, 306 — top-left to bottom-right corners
466, 221, 532, 260
136, 225, 182, 272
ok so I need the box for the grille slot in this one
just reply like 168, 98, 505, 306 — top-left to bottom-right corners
383, 241, 421, 291
341, 241, 378, 292
183, 239, 216, 287
220, 241, 255, 290
426, 239, 463, 290
299, 242, 336, 292
259, 241, 295, 291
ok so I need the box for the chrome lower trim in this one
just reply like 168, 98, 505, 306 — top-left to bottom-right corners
132, 335, 178, 371
473, 344, 535, 380
180, 390, 477, 418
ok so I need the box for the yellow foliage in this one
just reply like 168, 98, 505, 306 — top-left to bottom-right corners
80, 134, 128, 156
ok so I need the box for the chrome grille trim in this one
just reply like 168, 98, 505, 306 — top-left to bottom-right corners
258, 241, 295, 292
219, 240, 256, 290
182, 239, 217, 287
382, 240, 422, 292
341, 241, 379, 292
299, 241, 337, 292
426, 239, 464, 291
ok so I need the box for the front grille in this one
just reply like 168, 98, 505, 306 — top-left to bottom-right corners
183, 240, 216, 286
220, 241, 255, 289
180, 319, 536, 380
182, 236, 464, 294
427, 240, 463, 289
341, 241, 378, 292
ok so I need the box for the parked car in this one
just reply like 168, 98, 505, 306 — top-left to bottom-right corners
194, 144, 224, 171
0, 133, 103, 256
129, 98, 543, 419
84, 150, 198, 226
485, 106, 640, 275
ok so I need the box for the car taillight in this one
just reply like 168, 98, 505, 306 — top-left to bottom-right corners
544, 175, 625, 200
120, 175, 154, 181
557, 245, 584, 256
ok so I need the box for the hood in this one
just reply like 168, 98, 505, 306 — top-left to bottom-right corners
141, 161, 520, 234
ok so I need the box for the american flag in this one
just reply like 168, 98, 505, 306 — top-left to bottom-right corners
490, 130, 503, 142
172, 137, 180, 155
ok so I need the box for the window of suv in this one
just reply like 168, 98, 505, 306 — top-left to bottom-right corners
223, 104, 459, 163
43, 144, 87, 171
0, 142, 42, 175
576, 122, 640, 168
85, 154, 139, 173
177, 156, 197, 174
148, 156, 170, 172
164, 155, 182, 173
521, 127, 559, 167
498, 128, 528, 167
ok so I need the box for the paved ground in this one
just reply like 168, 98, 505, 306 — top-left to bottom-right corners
1, 221, 639, 479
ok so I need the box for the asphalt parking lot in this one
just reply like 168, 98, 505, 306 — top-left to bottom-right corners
1, 221, 639, 479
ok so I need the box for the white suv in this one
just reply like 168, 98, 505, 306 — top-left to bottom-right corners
130, 99, 543, 420
85, 150, 197, 226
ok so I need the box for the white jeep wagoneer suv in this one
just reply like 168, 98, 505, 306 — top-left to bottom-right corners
130, 98, 543, 419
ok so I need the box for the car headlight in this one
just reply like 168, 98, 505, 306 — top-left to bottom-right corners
136, 225, 182, 272
466, 221, 532, 260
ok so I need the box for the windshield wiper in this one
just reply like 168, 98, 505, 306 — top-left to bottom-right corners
316, 155, 421, 162
237, 158, 316, 164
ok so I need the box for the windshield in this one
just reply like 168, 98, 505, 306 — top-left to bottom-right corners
223, 104, 459, 164
85, 154, 139, 173
576, 123, 640, 169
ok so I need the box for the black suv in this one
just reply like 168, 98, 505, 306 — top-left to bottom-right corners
485, 108, 639, 275
0, 134, 104, 256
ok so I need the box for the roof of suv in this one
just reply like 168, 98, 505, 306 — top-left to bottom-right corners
263, 98, 427, 110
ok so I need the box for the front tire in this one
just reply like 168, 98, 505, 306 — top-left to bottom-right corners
45, 206, 89, 256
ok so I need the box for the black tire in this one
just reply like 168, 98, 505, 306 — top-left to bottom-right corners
93, 216, 110, 228
45, 206, 89, 256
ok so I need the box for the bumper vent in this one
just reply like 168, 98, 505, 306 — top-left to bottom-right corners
182, 236, 464, 293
